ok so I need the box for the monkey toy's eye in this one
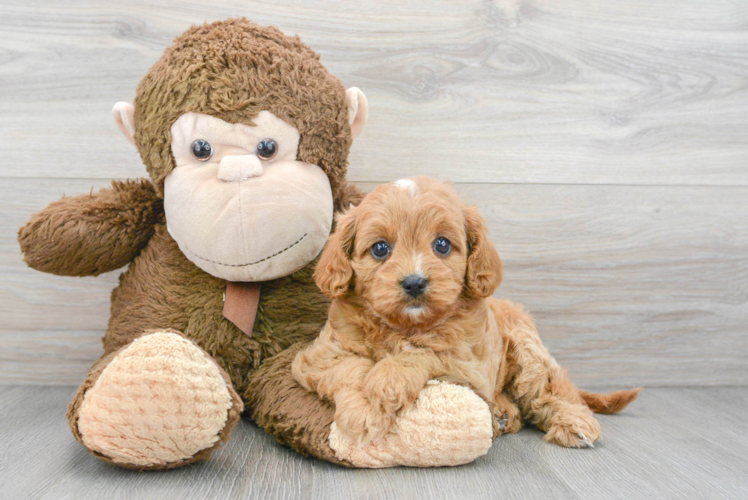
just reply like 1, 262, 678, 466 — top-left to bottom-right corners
433, 237, 452, 256
256, 138, 278, 160
190, 139, 213, 161
371, 240, 391, 260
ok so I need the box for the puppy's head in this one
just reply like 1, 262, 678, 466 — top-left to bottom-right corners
314, 177, 502, 328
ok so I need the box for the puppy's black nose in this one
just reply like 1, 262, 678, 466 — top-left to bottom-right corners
401, 275, 428, 298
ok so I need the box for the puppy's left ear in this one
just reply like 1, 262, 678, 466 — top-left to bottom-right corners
464, 206, 503, 298
314, 209, 357, 298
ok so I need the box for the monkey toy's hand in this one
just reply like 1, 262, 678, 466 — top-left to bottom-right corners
18, 180, 162, 276
328, 380, 494, 468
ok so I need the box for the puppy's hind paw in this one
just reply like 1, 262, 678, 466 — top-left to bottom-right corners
543, 406, 601, 448
576, 433, 595, 448
498, 413, 509, 432
491, 398, 522, 437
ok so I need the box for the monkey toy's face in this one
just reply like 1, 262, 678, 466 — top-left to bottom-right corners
114, 90, 366, 283
111, 20, 369, 283
164, 110, 332, 281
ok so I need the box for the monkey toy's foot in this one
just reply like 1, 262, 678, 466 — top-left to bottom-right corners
68, 331, 243, 470
328, 380, 493, 468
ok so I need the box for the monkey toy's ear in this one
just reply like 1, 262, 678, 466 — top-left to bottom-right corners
314, 209, 358, 298
345, 87, 368, 139
112, 102, 136, 145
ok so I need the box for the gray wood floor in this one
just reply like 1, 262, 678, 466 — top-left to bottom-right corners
1, 386, 746, 500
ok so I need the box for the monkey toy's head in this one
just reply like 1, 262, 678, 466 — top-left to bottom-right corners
112, 18, 367, 282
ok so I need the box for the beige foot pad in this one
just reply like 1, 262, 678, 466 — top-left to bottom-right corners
329, 380, 493, 468
77, 332, 234, 467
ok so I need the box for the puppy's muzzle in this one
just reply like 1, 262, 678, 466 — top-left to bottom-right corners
401, 275, 428, 298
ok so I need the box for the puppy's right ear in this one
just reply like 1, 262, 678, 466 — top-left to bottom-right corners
314, 209, 357, 298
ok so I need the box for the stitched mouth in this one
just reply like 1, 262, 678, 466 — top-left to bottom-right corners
183, 233, 307, 268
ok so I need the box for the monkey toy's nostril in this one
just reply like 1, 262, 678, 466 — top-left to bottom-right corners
401, 275, 428, 298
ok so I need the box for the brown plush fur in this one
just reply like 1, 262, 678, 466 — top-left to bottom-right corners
134, 18, 352, 198
243, 343, 350, 466
18, 179, 163, 277
293, 178, 639, 447
18, 19, 364, 469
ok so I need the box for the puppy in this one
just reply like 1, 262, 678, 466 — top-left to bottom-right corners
292, 177, 639, 447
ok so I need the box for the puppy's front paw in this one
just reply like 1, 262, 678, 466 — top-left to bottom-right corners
544, 406, 601, 448
364, 360, 424, 416
334, 391, 395, 445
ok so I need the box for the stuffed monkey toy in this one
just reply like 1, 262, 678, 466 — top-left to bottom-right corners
17, 19, 495, 470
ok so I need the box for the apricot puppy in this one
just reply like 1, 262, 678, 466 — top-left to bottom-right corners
293, 177, 639, 447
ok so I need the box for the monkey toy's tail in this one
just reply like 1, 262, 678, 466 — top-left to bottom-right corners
580, 388, 642, 414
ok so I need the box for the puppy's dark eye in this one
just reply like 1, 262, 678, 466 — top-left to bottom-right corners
256, 138, 277, 160
433, 237, 452, 256
371, 240, 391, 260
191, 139, 213, 161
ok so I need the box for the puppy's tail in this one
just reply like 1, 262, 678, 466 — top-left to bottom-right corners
580, 388, 641, 414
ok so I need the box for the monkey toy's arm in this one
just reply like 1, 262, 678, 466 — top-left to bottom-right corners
18, 179, 162, 276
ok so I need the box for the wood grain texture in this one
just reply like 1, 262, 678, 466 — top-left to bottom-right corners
2, 2, 747, 496
0, 0, 747, 185
0, 386, 746, 499
2, 179, 746, 386
1, 1, 747, 386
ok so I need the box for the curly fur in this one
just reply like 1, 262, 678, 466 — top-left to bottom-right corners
293, 177, 640, 447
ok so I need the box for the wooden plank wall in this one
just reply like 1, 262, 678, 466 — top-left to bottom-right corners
1, 0, 746, 386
